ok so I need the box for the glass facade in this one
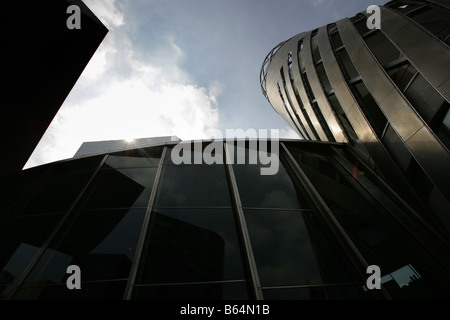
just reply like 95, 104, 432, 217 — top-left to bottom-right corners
1, 140, 450, 300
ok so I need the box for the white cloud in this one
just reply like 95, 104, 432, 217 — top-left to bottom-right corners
24, 0, 221, 169
84, 0, 124, 29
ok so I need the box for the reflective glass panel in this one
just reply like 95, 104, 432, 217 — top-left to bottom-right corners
0, 213, 64, 284
136, 209, 245, 284
11, 156, 102, 216
75, 167, 157, 209
244, 209, 322, 287
24, 209, 145, 284
233, 163, 305, 209
154, 165, 231, 207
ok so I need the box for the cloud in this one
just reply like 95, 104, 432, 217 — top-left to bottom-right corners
24, 0, 221, 169
84, 0, 124, 29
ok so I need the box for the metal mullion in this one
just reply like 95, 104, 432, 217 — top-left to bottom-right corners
223, 141, 263, 300
402, 70, 419, 93
123, 146, 167, 300
280, 142, 392, 299
5, 154, 109, 300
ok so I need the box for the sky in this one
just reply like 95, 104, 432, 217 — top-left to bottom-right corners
25, 0, 380, 169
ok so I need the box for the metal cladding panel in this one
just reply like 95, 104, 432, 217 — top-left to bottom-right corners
379, 88, 425, 140
297, 33, 328, 141
338, 18, 450, 206
265, 42, 302, 137
381, 7, 450, 101
337, 18, 427, 141
309, 27, 347, 142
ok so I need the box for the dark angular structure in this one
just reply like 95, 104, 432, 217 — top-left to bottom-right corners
1, 0, 108, 175
260, 0, 450, 237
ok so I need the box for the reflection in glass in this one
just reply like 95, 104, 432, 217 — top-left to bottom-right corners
244, 210, 322, 287
136, 209, 245, 284
233, 164, 304, 209
155, 165, 231, 207
0, 214, 64, 284
75, 167, 157, 209
24, 209, 146, 285
12, 161, 100, 216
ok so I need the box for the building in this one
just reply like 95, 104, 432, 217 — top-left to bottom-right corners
1, 138, 450, 300
1, 0, 108, 175
1, 0, 450, 301
73, 136, 181, 158
260, 0, 450, 238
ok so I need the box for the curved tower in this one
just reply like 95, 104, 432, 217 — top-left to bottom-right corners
261, 0, 450, 235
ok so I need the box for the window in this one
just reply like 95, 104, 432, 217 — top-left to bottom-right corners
387, 61, 418, 92
364, 30, 402, 67
136, 208, 245, 285
21, 208, 146, 286
351, 81, 388, 139
154, 165, 231, 207
408, 5, 450, 45
404, 73, 448, 124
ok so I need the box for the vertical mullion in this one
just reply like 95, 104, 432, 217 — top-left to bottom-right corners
223, 141, 263, 300
5, 154, 108, 300
123, 146, 167, 300
280, 142, 392, 299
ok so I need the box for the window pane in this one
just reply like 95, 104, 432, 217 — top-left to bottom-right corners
351, 81, 387, 138
382, 124, 412, 171
330, 31, 343, 49
404, 73, 446, 123
154, 165, 231, 207
132, 281, 249, 300
23, 209, 146, 284
244, 209, 322, 287
364, 30, 402, 66
387, 62, 417, 92
9, 156, 102, 216
316, 62, 332, 93
0, 213, 64, 284
435, 105, 450, 150
409, 6, 450, 44
136, 209, 245, 284
335, 50, 359, 80
233, 163, 306, 209
75, 167, 157, 209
